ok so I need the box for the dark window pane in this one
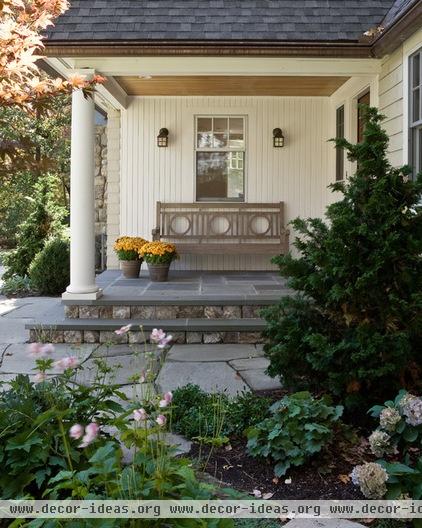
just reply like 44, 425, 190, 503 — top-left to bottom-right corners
413, 88, 420, 123
412, 127, 422, 176
413, 53, 420, 88
358, 91, 370, 143
213, 117, 228, 133
335, 105, 345, 181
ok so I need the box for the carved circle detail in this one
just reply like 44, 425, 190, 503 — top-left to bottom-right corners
248, 214, 271, 236
209, 214, 232, 235
169, 215, 192, 236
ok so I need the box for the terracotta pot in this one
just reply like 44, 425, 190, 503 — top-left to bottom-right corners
121, 259, 141, 279
147, 262, 170, 282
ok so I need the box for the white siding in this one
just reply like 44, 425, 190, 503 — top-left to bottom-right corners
379, 47, 404, 167
120, 96, 333, 270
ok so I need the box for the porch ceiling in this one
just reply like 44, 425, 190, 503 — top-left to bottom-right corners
115, 75, 350, 97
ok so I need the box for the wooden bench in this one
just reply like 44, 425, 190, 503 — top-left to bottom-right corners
152, 202, 289, 255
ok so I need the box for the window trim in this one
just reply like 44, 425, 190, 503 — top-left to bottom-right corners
409, 47, 422, 178
335, 104, 345, 182
194, 114, 247, 202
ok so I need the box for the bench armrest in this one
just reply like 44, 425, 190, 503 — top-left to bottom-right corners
152, 227, 160, 241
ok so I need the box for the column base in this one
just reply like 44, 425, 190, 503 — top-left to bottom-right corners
62, 289, 103, 301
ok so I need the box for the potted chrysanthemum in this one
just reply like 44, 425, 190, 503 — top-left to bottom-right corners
114, 236, 148, 278
139, 241, 178, 282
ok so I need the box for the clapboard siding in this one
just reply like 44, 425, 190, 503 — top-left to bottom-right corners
379, 47, 404, 167
120, 96, 332, 270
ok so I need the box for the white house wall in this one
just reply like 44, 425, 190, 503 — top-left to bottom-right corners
119, 95, 333, 270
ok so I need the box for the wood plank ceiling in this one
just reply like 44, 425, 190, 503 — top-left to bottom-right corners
115, 75, 350, 96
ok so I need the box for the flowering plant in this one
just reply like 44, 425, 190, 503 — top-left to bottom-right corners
113, 236, 148, 261
351, 391, 422, 500
139, 241, 178, 264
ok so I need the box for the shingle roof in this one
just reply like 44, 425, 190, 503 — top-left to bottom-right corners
45, 0, 399, 42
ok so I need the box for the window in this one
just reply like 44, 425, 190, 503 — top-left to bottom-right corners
357, 91, 370, 143
410, 48, 422, 178
195, 116, 245, 201
335, 105, 345, 181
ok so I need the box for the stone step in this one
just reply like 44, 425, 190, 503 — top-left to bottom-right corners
26, 318, 266, 345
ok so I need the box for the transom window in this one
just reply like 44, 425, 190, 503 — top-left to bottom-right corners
410, 48, 422, 178
195, 116, 245, 202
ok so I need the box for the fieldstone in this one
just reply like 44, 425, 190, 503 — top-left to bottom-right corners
113, 306, 131, 319
63, 331, 83, 344
186, 332, 202, 344
50, 331, 64, 344
223, 306, 241, 319
204, 306, 223, 319
79, 306, 100, 319
99, 306, 113, 319
64, 305, 79, 319
177, 305, 204, 318
223, 332, 239, 343
285, 521, 364, 528
240, 369, 283, 391
242, 305, 264, 318
165, 433, 192, 455
167, 344, 259, 363
99, 331, 128, 344
156, 306, 178, 319
131, 305, 156, 319
203, 332, 224, 344
84, 330, 100, 343
238, 332, 264, 344
229, 357, 269, 371
156, 361, 249, 396
170, 332, 186, 344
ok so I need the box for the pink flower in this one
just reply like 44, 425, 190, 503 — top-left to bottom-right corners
115, 324, 132, 335
159, 393, 172, 408
156, 414, 167, 427
133, 408, 148, 421
54, 356, 79, 370
34, 372, 47, 383
150, 328, 166, 342
157, 335, 173, 349
79, 422, 100, 448
40, 344, 54, 355
69, 424, 84, 440
28, 343, 53, 358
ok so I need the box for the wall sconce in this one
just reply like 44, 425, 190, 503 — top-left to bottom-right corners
273, 128, 285, 148
157, 128, 169, 147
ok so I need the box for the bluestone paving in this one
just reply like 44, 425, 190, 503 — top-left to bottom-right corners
239, 369, 283, 391
229, 356, 269, 370
156, 361, 250, 396
166, 344, 262, 363
285, 520, 364, 528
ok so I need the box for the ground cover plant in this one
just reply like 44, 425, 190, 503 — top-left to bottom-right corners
263, 106, 422, 409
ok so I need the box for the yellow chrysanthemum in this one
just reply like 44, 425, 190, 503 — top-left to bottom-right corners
114, 236, 148, 253
139, 241, 177, 258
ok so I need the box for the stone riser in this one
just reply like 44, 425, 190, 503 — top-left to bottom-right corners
65, 304, 267, 320
28, 329, 265, 345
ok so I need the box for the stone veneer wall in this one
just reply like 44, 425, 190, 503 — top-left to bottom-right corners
94, 125, 107, 269
106, 108, 121, 269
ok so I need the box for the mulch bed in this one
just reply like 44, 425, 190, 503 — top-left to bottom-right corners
190, 437, 367, 500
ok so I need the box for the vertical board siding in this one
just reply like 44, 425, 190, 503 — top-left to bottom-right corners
379, 48, 404, 167
121, 96, 332, 270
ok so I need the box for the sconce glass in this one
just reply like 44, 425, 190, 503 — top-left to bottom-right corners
157, 128, 169, 147
273, 128, 285, 148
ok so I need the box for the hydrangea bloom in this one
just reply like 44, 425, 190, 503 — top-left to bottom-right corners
402, 398, 422, 426
398, 393, 417, 414
379, 407, 401, 432
369, 430, 391, 457
350, 462, 388, 499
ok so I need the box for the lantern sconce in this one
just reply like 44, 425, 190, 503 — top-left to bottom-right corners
157, 128, 169, 147
273, 128, 285, 148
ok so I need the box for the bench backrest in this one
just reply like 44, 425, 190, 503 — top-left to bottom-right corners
155, 202, 286, 245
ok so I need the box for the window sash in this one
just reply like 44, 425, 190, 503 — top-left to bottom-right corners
335, 105, 345, 181
409, 48, 422, 177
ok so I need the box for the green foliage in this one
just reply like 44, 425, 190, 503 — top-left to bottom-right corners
3, 175, 66, 280
172, 384, 272, 441
0, 275, 32, 297
29, 237, 70, 295
246, 391, 343, 476
263, 106, 422, 409
115, 249, 140, 261
0, 373, 124, 499
364, 392, 422, 501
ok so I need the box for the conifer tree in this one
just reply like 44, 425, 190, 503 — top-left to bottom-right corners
264, 106, 422, 408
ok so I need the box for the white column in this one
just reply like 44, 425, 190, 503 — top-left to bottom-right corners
63, 89, 102, 300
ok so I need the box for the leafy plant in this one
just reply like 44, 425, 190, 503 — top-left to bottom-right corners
0, 274, 32, 297
352, 391, 422, 503
246, 391, 343, 476
3, 175, 66, 280
263, 106, 422, 409
29, 237, 70, 295
171, 384, 271, 440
